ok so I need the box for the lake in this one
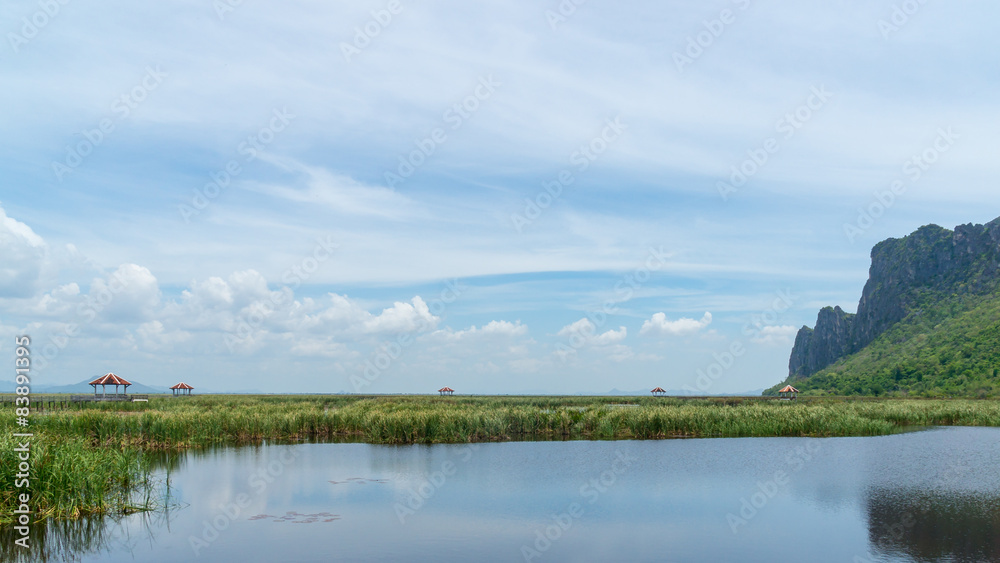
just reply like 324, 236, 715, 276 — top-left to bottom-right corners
4, 426, 999, 562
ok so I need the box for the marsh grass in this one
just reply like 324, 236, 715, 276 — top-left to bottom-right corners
0, 425, 161, 523
24, 395, 1000, 446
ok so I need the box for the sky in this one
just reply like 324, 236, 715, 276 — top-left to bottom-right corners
2, 0, 999, 394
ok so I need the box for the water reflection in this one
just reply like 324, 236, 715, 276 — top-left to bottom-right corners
866, 489, 1000, 563
0, 513, 171, 563
1, 428, 998, 562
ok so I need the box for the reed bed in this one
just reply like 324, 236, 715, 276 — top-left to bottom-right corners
24, 395, 1000, 447
0, 423, 158, 523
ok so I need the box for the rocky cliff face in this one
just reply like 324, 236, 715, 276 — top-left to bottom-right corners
789, 217, 1000, 378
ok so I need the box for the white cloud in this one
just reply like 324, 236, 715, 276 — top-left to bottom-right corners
607, 344, 634, 362
362, 296, 438, 333
188, 276, 235, 307
557, 318, 627, 346
289, 337, 356, 359
247, 158, 419, 220
28, 283, 80, 317
593, 326, 627, 346
136, 320, 192, 351
750, 325, 799, 346
225, 270, 272, 306
478, 320, 528, 336
639, 312, 712, 337
0, 206, 48, 298
89, 264, 162, 323
431, 319, 527, 341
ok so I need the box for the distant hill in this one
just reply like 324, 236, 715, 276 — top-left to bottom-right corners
0, 379, 173, 394
767, 217, 1000, 397
0, 379, 259, 395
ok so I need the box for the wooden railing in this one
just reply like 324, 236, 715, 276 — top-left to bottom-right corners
70, 394, 149, 402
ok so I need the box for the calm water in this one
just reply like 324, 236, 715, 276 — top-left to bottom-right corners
4, 427, 1000, 562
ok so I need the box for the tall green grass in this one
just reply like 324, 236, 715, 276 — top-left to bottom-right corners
25, 395, 1000, 446
0, 426, 158, 522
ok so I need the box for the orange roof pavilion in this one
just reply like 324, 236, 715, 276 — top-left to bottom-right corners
89, 373, 131, 396
651, 387, 667, 396
170, 382, 194, 396
778, 385, 799, 399
438, 387, 454, 396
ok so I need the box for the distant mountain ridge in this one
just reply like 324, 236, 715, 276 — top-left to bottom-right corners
771, 217, 1000, 397
0, 379, 171, 394
0, 379, 258, 395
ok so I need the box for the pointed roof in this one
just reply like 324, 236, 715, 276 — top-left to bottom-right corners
778, 385, 799, 393
89, 373, 131, 386
438, 387, 454, 392
651, 387, 666, 393
170, 382, 194, 390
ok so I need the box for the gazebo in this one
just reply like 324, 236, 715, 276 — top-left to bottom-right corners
651, 387, 666, 396
89, 373, 131, 398
438, 387, 454, 396
170, 382, 194, 396
778, 385, 799, 400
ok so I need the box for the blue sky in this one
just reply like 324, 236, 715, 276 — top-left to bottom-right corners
2, 0, 998, 393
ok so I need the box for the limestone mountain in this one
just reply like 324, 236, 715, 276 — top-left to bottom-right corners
769, 217, 1000, 396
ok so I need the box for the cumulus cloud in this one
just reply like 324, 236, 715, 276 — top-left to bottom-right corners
362, 296, 438, 333
225, 270, 272, 305
188, 276, 235, 307
0, 206, 48, 298
557, 318, 627, 346
89, 264, 162, 323
639, 312, 712, 337
28, 283, 80, 317
750, 325, 799, 345
431, 320, 528, 342
135, 320, 191, 351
